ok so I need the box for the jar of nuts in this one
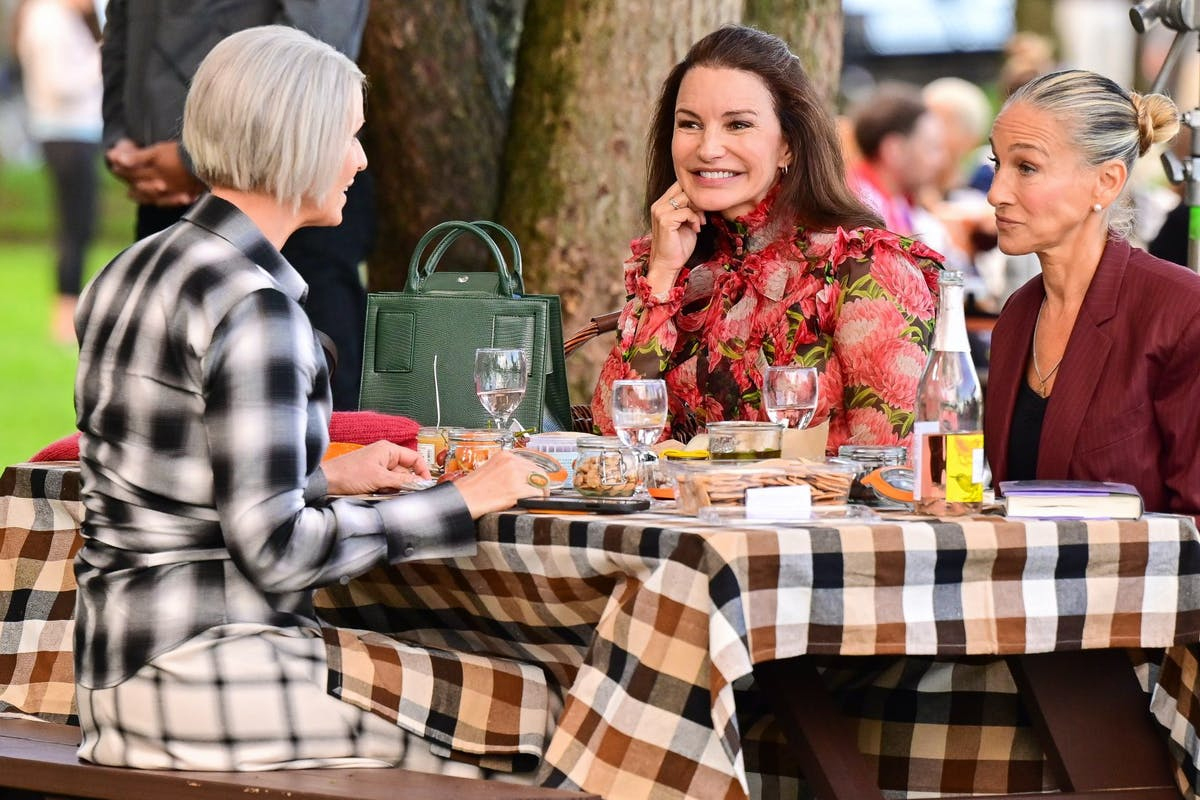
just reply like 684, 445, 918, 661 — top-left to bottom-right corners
573, 436, 639, 497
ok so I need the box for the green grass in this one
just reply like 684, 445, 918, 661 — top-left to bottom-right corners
0, 161, 134, 244
0, 160, 133, 467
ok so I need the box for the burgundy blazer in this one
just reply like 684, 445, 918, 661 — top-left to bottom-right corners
984, 237, 1200, 516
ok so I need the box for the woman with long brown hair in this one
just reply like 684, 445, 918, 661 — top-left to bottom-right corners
591, 25, 942, 454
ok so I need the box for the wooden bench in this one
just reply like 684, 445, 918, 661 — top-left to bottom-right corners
0, 718, 599, 800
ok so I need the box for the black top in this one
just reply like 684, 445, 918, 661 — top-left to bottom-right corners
1006, 380, 1048, 481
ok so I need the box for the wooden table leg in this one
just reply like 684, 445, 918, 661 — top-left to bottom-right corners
1006, 650, 1176, 792
753, 656, 886, 800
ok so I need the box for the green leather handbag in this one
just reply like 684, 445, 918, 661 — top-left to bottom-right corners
358, 221, 572, 432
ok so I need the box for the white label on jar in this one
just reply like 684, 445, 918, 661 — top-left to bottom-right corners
746, 485, 812, 520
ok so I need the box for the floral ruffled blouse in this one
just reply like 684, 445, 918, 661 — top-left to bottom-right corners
591, 192, 942, 454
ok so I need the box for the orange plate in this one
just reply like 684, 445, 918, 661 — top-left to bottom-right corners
323, 441, 365, 461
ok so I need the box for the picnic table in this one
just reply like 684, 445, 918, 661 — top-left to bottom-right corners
4, 459, 1199, 798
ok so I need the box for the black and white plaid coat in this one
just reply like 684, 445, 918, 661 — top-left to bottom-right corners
73, 194, 475, 690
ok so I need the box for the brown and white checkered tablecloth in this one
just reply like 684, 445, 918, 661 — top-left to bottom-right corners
0, 462, 82, 725
5, 460, 1200, 799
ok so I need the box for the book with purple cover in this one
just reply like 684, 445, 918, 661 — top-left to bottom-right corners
999, 480, 1144, 519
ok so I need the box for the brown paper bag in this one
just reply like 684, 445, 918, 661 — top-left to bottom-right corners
781, 421, 829, 460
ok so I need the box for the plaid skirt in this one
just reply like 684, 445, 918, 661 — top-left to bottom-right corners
76, 622, 539, 782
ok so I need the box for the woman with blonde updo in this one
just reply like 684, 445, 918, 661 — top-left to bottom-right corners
984, 69, 1200, 515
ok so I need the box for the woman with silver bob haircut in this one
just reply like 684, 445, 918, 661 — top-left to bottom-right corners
71, 25, 548, 775
183, 25, 362, 213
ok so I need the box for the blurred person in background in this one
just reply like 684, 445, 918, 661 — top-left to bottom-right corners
921, 77, 1000, 301
847, 82, 962, 304
14, 0, 102, 344
922, 77, 1002, 385
99, 0, 374, 410
1144, 29, 1199, 267
1148, 132, 1193, 268
922, 77, 994, 203
847, 82, 948, 240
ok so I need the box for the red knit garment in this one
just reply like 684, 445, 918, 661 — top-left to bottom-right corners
29, 411, 420, 462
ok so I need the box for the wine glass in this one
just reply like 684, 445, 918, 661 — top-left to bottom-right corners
475, 348, 528, 448
611, 379, 668, 496
762, 366, 819, 429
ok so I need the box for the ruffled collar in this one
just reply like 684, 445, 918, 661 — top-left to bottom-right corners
708, 185, 789, 259
675, 182, 835, 369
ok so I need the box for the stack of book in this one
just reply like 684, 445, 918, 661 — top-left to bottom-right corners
999, 480, 1144, 520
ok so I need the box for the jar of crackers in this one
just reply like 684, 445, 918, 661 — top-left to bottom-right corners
672, 459, 856, 514
573, 436, 639, 497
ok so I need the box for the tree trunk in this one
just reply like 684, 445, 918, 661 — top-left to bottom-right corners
743, 0, 844, 112
359, 0, 525, 290
360, 0, 844, 404
498, 0, 741, 401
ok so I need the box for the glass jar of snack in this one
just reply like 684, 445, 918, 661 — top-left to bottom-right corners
672, 462, 787, 514
573, 436, 639, 497
706, 421, 784, 460
672, 458, 856, 514
837, 445, 908, 508
445, 429, 504, 475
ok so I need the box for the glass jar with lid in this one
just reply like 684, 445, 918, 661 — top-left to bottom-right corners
445, 429, 504, 474
416, 426, 461, 475
837, 444, 908, 508
573, 436, 639, 497
706, 421, 784, 460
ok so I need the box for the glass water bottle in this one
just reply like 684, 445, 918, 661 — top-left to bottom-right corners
912, 270, 985, 515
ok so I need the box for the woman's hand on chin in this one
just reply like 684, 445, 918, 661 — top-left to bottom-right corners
646, 181, 705, 295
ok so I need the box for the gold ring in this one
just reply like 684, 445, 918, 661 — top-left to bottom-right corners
527, 473, 549, 489
669, 197, 682, 210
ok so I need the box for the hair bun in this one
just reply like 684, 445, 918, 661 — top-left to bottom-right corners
1131, 92, 1181, 156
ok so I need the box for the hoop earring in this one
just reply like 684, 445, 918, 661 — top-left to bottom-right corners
780, 164, 789, 176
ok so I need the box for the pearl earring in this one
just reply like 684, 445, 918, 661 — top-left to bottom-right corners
1093, 203, 1103, 213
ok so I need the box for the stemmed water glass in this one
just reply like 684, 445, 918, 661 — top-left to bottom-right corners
762, 366, 819, 429
475, 348, 528, 448
611, 379, 668, 496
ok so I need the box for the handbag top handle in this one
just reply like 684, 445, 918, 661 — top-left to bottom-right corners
405, 220, 525, 297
